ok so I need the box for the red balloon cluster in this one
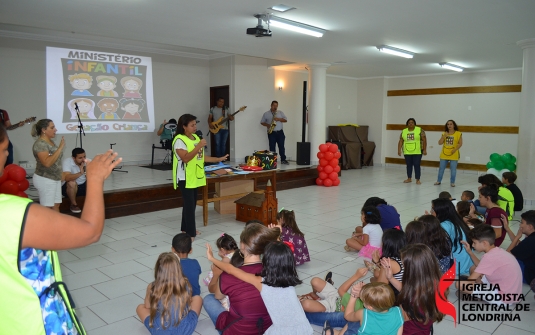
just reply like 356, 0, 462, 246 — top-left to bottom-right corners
316, 143, 341, 187
0, 164, 29, 198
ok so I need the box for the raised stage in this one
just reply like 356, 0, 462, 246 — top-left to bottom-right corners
56, 162, 318, 218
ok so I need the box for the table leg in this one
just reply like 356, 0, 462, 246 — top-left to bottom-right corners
203, 185, 209, 226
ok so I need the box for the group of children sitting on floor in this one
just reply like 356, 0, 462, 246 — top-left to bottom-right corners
134, 170, 534, 335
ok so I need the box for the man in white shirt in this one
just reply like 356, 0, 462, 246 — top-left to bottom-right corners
61, 148, 87, 213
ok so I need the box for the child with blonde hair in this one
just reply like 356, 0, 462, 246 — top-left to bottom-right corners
136, 252, 202, 335
323, 282, 403, 335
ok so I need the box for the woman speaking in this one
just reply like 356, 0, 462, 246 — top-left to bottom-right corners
435, 120, 462, 187
31, 119, 65, 212
398, 118, 427, 184
172, 114, 228, 240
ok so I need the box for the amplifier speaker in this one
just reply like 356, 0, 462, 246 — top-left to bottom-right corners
296, 142, 311, 165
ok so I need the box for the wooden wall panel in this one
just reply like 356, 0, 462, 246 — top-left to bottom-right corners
387, 85, 521, 96
385, 157, 486, 171
386, 124, 518, 134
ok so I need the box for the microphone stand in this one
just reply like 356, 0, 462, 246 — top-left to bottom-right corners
74, 103, 85, 149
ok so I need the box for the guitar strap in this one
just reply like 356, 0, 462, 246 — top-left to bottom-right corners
0, 110, 5, 124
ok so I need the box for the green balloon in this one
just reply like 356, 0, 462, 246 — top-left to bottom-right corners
490, 153, 500, 162
493, 160, 505, 170
506, 163, 516, 171
486, 162, 494, 169
510, 156, 517, 164
502, 153, 513, 164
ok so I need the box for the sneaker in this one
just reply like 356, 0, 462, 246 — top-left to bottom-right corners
281, 160, 289, 165
70, 205, 81, 213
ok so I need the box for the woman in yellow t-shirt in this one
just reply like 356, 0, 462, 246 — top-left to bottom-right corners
435, 120, 462, 187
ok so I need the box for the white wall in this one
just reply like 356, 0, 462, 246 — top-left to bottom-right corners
0, 37, 210, 166
357, 78, 387, 163
356, 69, 522, 165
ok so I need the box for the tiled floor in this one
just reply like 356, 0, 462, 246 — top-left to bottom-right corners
53, 164, 534, 335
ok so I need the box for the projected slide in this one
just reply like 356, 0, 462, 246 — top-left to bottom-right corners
46, 47, 155, 133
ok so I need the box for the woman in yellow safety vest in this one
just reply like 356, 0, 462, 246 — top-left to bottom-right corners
172, 114, 228, 240
435, 120, 463, 187
398, 118, 427, 184
0, 124, 121, 334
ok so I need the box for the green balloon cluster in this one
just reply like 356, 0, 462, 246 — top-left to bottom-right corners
486, 153, 517, 171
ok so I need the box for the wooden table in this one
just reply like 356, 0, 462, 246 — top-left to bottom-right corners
196, 170, 277, 226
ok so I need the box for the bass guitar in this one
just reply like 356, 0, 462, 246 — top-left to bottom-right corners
209, 106, 247, 134
7, 116, 37, 130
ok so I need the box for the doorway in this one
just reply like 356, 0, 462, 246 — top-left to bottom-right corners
209, 86, 230, 158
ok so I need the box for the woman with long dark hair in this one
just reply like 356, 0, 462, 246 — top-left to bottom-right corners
431, 198, 473, 275
407, 216, 452, 274
397, 118, 427, 184
435, 120, 462, 187
172, 113, 228, 239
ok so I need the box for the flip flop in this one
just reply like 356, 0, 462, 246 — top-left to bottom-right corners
325, 271, 334, 286
416, 180, 422, 185
322, 320, 334, 335
434, 182, 441, 185
403, 179, 412, 183
196, 230, 202, 235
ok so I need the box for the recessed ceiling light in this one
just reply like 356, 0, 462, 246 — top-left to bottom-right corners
439, 62, 465, 72
269, 16, 326, 37
269, 4, 296, 12
376, 45, 415, 59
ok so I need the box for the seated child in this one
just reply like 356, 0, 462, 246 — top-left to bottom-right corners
300, 268, 368, 314
275, 209, 310, 266
363, 197, 402, 231
457, 224, 523, 305
203, 233, 238, 310
136, 252, 202, 335
368, 229, 406, 296
345, 206, 383, 258
504, 210, 535, 284
172, 233, 201, 296
503, 172, 524, 212
456, 200, 484, 225
439, 191, 458, 207
322, 282, 403, 335
461, 190, 475, 203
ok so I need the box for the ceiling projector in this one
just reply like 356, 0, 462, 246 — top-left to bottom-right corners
247, 14, 272, 37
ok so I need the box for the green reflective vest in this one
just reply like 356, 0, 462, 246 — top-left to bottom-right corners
401, 126, 422, 155
0, 194, 44, 335
172, 134, 206, 189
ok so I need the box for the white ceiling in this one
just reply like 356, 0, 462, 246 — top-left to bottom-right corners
1, 0, 534, 78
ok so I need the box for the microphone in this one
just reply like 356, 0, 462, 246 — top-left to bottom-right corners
195, 130, 203, 139
74, 102, 79, 111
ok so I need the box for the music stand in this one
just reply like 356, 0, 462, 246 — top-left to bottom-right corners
162, 123, 177, 165
109, 143, 128, 173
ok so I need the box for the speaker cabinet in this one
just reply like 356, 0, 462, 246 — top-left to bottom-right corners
296, 142, 311, 165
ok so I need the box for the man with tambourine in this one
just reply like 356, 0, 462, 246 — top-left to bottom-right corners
157, 118, 177, 149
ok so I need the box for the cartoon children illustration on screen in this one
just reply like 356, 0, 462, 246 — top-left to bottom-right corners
97, 98, 120, 119
119, 98, 145, 120
120, 76, 143, 98
67, 98, 96, 119
96, 75, 119, 97
68, 73, 94, 96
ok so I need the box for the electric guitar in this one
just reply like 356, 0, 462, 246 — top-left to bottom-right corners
6, 116, 37, 130
209, 106, 247, 134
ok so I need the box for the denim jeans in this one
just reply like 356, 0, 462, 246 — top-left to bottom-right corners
203, 294, 224, 334
305, 311, 348, 328
437, 159, 458, 184
404, 154, 422, 179
267, 130, 286, 161
214, 129, 229, 158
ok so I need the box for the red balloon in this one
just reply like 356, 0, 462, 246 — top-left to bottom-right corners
329, 159, 339, 167
18, 179, 30, 192
317, 165, 324, 172
317, 152, 325, 159
333, 165, 341, 173
316, 178, 324, 186
8, 165, 27, 182
319, 144, 329, 153
333, 178, 341, 186
319, 172, 328, 180
319, 159, 329, 167
323, 165, 333, 174
0, 180, 19, 195
16, 191, 28, 198
324, 151, 334, 160
329, 172, 338, 181
334, 151, 341, 159
323, 179, 333, 187
328, 144, 338, 153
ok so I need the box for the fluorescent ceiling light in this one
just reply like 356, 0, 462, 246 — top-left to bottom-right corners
439, 62, 464, 72
268, 4, 296, 12
376, 45, 415, 58
269, 16, 326, 37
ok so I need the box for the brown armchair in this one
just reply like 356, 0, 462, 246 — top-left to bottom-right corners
328, 126, 376, 169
